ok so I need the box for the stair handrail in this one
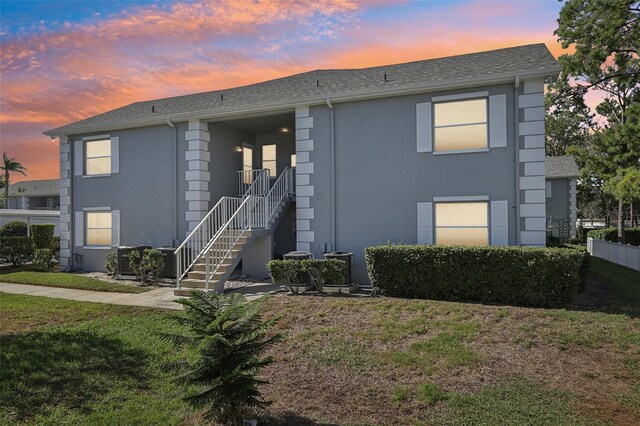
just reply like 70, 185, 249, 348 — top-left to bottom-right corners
238, 169, 270, 198
175, 169, 272, 288
175, 196, 243, 287
258, 167, 294, 228
203, 195, 254, 290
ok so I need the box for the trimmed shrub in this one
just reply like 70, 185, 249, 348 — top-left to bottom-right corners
0, 236, 34, 266
300, 259, 346, 292
105, 252, 118, 278
128, 248, 165, 284
34, 248, 55, 272
576, 225, 587, 243
52, 236, 60, 262
31, 224, 55, 249
0, 221, 28, 237
268, 259, 302, 293
365, 245, 589, 308
267, 259, 346, 293
587, 227, 640, 246
143, 249, 164, 285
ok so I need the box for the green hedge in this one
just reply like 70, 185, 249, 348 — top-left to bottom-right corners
0, 236, 34, 267
586, 227, 640, 246
30, 224, 55, 249
34, 248, 55, 272
365, 245, 589, 308
267, 259, 346, 293
0, 221, 28, 237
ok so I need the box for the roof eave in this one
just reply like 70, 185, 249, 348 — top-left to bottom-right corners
44, 65, 561, 137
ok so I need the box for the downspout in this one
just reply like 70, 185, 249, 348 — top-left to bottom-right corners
514, 76, 521, 245
326, 97, 336, 251
166, 118, 178, 245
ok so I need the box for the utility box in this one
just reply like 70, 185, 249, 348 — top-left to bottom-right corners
157, 247, 177, 279
117, 245, 151, 276
283, 250, 312, 284
324, 251, 353, 284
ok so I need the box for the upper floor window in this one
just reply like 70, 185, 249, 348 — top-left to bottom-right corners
435, 202, 488, 246
85, 139, 111, 175
434, 98, 487, 152
262, 144, 276, 177
86, 211, 112, 246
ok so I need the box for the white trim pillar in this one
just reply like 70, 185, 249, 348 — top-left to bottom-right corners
59, 137, 72, 268
518, 79, 546, 246
295, 105, 315, 252
569, 178, 577, 238
185, 120, 211, 235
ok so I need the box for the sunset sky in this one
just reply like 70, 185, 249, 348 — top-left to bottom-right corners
1, 0, 568, 182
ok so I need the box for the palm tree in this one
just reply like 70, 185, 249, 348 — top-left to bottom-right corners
1, 153, 27, 208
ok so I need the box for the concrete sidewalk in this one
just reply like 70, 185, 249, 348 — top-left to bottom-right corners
0, 282, 279, 310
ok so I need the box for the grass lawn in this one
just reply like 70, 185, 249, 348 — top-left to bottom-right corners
2, 286, 639, 425
0, 265, 150, 293
589, 257, 640, 317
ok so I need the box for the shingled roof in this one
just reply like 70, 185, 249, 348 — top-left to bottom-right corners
9, 179, 60, 197
45, 43, 560, 136
546, 156, 580, 179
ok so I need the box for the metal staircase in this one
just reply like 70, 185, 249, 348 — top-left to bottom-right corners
174, 167, 294, 296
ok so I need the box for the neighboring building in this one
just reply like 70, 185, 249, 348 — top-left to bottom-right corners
44, 43, 560, 288
7, 179, 60, 210
545, 156, 579, 241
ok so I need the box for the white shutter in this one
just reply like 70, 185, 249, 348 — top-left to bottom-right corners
417, 202, 433, 244
489, 94, 507, 148
490, 200, 509, 246
111, 137, 119, 174
74, 211, 84, 247
74, 140, 83, 176
416, 102, 432, 153
111, 210, 120, 247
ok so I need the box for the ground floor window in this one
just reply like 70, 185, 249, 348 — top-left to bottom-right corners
86, 211, 112, 246
435, 202, 488, 246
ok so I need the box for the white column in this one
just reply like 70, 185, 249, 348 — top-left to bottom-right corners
295, 106, 315, 252
569, 178, 577, 238
59, 137, 72, 268
518, 80, 546, 246
20, 195, 28, 210
185, 120, 210, 235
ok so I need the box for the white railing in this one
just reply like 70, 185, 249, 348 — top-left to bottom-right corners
253, 167, 295, 228
238, 169, 270, 197
175, 197, 242, 284
203, 196, 254, 290
176, 167, 295, 289
587, 237, 640, 272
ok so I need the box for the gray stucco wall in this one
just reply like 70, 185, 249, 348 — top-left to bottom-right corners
71, 123, 187, 271
307, 84, 518, 283
208, 123, 246, 200
546, 178, 570, 236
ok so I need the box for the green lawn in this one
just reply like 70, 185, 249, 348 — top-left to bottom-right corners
0, 267, 150, 293
590, 256, 640, 317
2, 290, 639, 425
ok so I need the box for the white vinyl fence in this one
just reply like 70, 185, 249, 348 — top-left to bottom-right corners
0, 209, 60, 236
587, 237, 640, 272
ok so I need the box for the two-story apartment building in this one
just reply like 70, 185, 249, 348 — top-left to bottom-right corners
45, 43, 560, 290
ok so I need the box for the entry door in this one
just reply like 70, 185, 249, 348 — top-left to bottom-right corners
243, 145, 253, 184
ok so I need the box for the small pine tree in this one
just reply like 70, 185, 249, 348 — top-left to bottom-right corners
161, 291, 281, 424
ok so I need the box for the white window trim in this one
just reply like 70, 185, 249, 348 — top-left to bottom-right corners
84, 137, 112, 177
432, 91, 489, 102
83, 134, 111, 141
434, 199, 490, 246
83, 207, 112, 249
433, 195, 490, 202
432, 97, 489, 154
432, 148, 489, 156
